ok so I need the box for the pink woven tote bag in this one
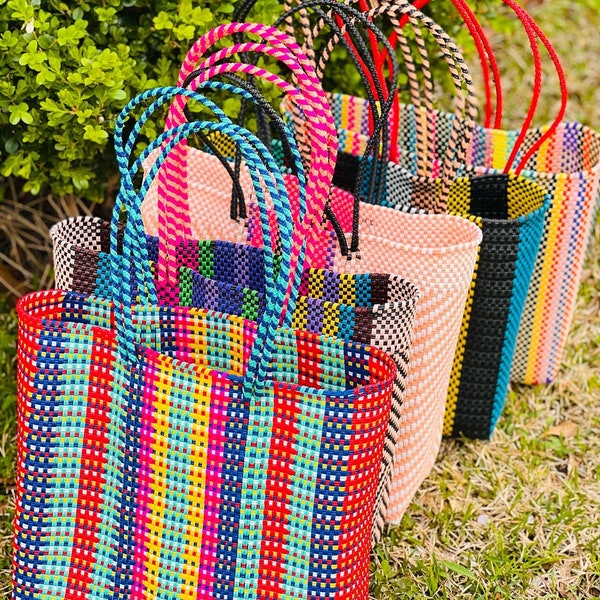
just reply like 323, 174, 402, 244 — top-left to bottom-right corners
275, 0, 484, 521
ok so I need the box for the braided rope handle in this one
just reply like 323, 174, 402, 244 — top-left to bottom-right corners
176, 54, 334, 252
162, 24, 337, 271
398, 0, 567, 175
179, 70, 303, 221
112, 89, 299, 392
280, 0, 476, 212
116, 84, 307, 327
367, 1, 478, 211
273, 1, 402, 253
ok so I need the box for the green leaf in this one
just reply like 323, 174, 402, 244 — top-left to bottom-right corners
83, 123, 109, 144
36, 68, 56, 85
8, 0, 34, 22
95, 7, 117, 23
4, 139, 19, 154
153, 11, 173, 30
8, 102, 33, 125
173, 24, 195, 41
439, 561, 478, 581
56, 23, 88, 46
107, 87, 126, 101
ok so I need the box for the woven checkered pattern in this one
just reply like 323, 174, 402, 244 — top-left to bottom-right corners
390, 106, 600, 383
14, 289, 396, 599
48, 219, 420, 543
443, 174, 549, 439
322, 186, 482, 523
177, 251, 420, 542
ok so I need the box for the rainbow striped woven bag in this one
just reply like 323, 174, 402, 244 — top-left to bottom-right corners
49, 72, 420, 543
341, 0, 600, 386
284, 1, 562, 439
13, 97, 397, 599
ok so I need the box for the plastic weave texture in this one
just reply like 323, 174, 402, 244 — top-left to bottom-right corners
360, 167, 550, 439
15, 75, 399, 597
443, 174, 548, 439
49, 220, 420, 543
395, 105, 600, 385
324, 186, 482, 523
13, 289, 396, 600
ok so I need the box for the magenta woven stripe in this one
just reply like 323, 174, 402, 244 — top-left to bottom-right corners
159, 23, 338, 279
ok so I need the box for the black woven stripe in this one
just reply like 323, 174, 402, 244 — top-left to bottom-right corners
370, 274, 391, 305
332, 151, 361, 193
72, 247, 102, 295
351, 308, 375, 345
452, 194, 521, 440
469, 174, 509, 220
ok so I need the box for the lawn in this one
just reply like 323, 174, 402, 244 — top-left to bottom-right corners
0, 0, 599, 598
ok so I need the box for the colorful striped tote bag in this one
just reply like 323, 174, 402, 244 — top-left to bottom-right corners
52, 72, 420, 544
286, 1, 556, 439
356, 0, 600, 386
13, 102, 397, 599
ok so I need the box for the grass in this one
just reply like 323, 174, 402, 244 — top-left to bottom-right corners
0, 0, 599, 597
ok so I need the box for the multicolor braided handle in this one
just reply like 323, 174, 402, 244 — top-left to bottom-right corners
157, 24, 337, 296
117, 81, 307, 325
272, 0, 401, 253
395, 0, 567, 175
277, 0, 478, 213
111, 88, 299, 391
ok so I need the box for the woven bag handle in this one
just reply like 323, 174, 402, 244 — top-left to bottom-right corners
360, 0, 502, 129
400, 0, 567, 175
180, 69, 303, 221
232, 0, 399, 255
363, 1, 478, 212
161, 24, 337, 278
174, 49, 336, 253
273, 0, 401, 254
112, 90, 301, 393
117, 82, 308, 318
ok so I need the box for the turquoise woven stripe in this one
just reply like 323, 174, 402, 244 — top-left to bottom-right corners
88, 358, 131, 596
490, 200, 549, 433
280, 389, 326, 600
232, 387, 276, 600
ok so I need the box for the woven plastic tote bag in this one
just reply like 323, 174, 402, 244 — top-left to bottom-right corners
50, 78, 421, 543
376, 0, 600, 385
13, 100, 397, 599
50, 71, 421, 543
286, 1, 560, 439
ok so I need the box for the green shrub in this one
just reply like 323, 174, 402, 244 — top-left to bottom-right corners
0, 0, 264, 201
0, 0, 501, 203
